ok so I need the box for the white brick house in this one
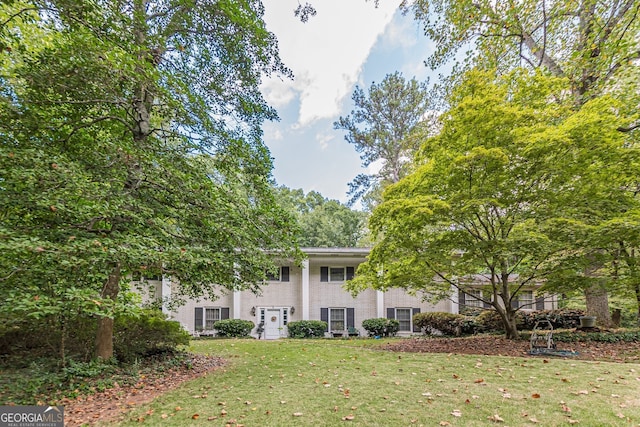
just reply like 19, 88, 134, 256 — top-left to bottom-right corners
147, 247, 556, 339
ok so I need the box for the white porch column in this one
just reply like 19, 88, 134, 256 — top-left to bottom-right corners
233, 290, 241, 319
450, 284, 459, 314
301, 259, 310, 320
376, 290, 384, 318
161, 275, 172, 316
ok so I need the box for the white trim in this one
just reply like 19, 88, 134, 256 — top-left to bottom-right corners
233, 290, 241, 319
376, 290, 384, 318
302, 259, 310, 320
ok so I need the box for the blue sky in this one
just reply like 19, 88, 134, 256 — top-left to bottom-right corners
260, 1, 437, 206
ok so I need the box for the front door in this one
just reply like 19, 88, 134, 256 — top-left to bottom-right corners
264, 309, 282, 340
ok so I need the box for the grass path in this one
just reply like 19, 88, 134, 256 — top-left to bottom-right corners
113, 339, 640, 426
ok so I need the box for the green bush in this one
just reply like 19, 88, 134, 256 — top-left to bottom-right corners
213, 319, 255, 338
519, 308, 586, 330
361, 318, 400, 337
287, 320, 327, 338
521, 328, 640, 343
413, 312, 476, 336
114, 309, 190, 362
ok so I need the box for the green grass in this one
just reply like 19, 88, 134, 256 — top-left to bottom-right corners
114, 339, 640, 426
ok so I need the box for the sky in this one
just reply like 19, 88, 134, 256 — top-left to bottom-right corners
260, 1, 437, 207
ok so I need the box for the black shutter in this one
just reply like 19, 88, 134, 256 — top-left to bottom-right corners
320, 307, 329, 331
387, 307, 395, 319
510, 297, 519, 309
412, 308, 421, 332
346, 266, 355, 280
459, 290, 466, 307
195, 307, 203, 331
536, 296, 545, 310
281, 266, 290, 282
346, 308, 355, 328
221, 307, 230, 320
320, 267, 329, 282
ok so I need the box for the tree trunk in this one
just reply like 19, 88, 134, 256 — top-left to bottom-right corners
634, 282, 640, 327
95, 263, 121, 360
584, 283, 613, 327
497, 307, 519, 340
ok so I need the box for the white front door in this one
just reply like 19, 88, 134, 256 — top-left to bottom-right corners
264, 309, 282, 340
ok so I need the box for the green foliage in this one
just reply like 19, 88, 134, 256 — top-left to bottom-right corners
114, 310, 190, 363
334, 72, 432, 207
351, 69, 637, 339
0, 0, 303, 360
413, 312, 468, 336
286, 320, 327, 338
519, 309, 586, 330
275, 187, 368, 247
361, 318, 399, 337
213, 319, 255, 338
522, 329, 640, 343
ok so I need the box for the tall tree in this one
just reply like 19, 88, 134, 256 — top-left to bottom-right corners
275, 187, 368, 247
334, 72, 431, 208
349, 70, 634, 338
0, 0, 302, 360
400, 0, 640, 324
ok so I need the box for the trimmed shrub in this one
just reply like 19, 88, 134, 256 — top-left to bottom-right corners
114, 309, 190, 363
287, 320, 327, 338
213, 319, 255, 338
413, 312, 477, 336
361, 318, 400, 337
519, 308, 586, 330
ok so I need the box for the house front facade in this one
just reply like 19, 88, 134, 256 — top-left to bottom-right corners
148, 247, 556, 339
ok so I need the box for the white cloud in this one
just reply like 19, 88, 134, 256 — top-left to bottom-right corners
262, 0, 400, 128
316, 132, 334, 151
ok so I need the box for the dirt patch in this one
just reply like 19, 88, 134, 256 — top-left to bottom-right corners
60, 354, 225, 426
381, 335, 640, 363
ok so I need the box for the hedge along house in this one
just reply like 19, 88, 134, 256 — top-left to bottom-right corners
143, 247, 557, 339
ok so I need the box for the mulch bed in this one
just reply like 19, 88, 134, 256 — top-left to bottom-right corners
60, 354, 225, 426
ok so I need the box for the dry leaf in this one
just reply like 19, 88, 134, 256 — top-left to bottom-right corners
529, 417, 539, 423
568, 419, 579, 424
531, 393, 541, 399
439, 421, 451, 426
450, 409, 462, 417
293, 412, 303, 417
191, 414, 199, 420
487, 414, 504, 422
474, 378, 484, 383
342, 415, 355, 421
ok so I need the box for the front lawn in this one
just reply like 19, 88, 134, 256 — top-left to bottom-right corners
112, 339, 640, 426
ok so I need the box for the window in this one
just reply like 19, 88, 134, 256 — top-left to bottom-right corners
321, 307, 355, 332
519, 290, 534, 308
387, 307, 420, 332
465, 289, 483, 308
266, 266, 290, 282
205, 308, 220, 329
396, 308, 412, 332
194, 307, 229, 331
320, 266, 355, 282
330, 308, 346, 331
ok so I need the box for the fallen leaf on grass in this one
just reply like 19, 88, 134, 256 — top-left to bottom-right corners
531, 393, 541, 399
529, 417, 539, 423
567, 419, 580, 424
341, 415, 355, 421
191, 414, 199, 420
439, 421, 451, 426
450, 409, 462, 417
293, 412, 303, 417
487, 414, 504, 422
